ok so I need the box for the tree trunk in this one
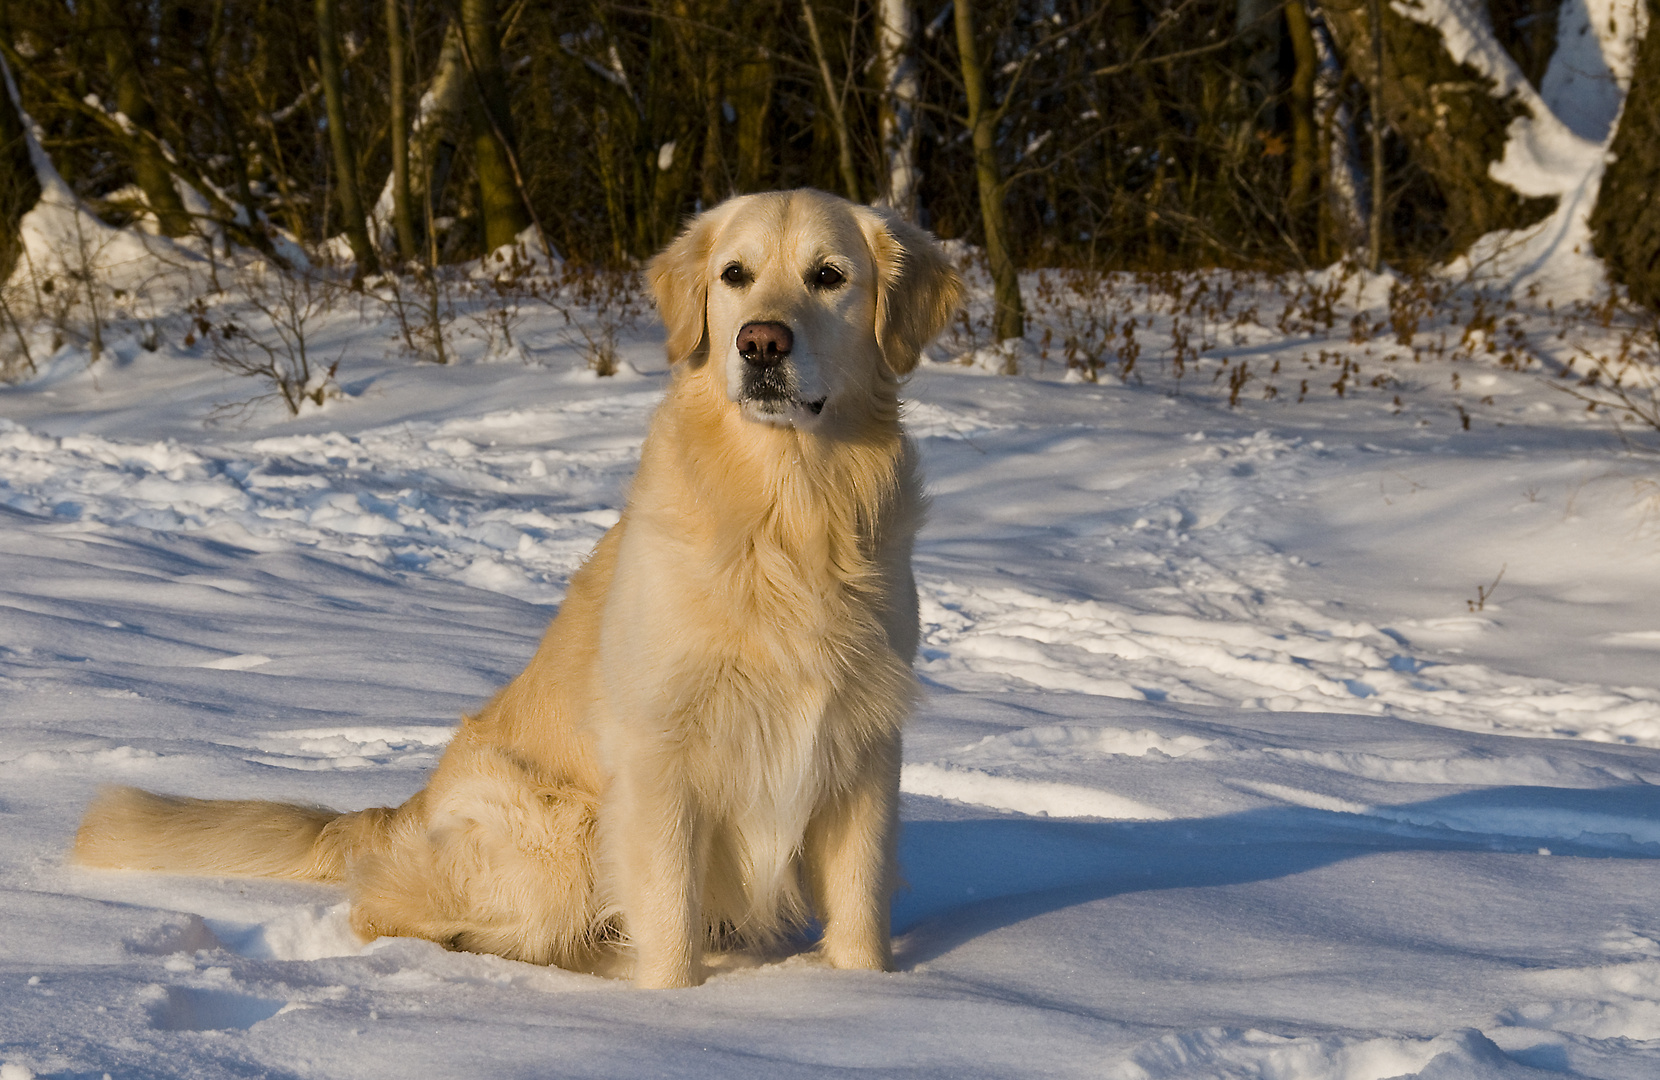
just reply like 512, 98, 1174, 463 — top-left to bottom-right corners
1285, 0, 1319, 244
875, 0, 921, 221
699, 48, 726, 207
953, 0, 1023, 346
1365, 0, 1384, 272
1321, 0, 1554, 259
730, 3, 777, 195
200, 1, 258, 235
316, 0, 380, 275
1236, 0, 1283, 111
1489, 0, 1563, 88
802, 0, 859, 202
1311, 9, 1367, 262
730, 57, 773, 194
387, 0, 418, 263
0, 55, 40, 284
371, 22, 469, 256
459, 0, 531, 253
93, 0, 192, 239
1590, 0, 1660, 310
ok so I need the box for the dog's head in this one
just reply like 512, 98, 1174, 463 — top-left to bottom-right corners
647, 190, 961, 428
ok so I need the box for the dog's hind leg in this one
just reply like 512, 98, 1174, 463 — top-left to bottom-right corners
348, 751, 605, 968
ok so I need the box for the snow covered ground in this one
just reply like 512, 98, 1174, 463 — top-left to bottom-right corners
1, 256, 1659, 1079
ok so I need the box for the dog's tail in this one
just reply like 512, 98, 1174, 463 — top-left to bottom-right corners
72, 785, 394, 883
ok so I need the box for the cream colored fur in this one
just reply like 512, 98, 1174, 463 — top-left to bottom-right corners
73, 189, 962, 988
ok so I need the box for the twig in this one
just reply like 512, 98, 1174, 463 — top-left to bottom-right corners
1467, 565, 1505, 612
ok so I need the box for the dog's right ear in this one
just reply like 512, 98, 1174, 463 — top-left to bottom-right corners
647, 203, 734, 365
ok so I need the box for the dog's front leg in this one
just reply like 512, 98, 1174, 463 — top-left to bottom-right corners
804, 730, 901, 971
607, 762, 707, 989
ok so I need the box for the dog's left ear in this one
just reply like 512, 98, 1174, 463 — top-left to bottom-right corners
858, 207, 963, 376
647, 201, 738, 365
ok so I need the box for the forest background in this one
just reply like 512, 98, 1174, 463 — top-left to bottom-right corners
0, 0, 1656, 360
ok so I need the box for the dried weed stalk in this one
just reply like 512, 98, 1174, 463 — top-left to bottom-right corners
541, 263, 645, 376
1552, 312, 1660, 451
1033, 268, 1129, 382
377, 265, 457, 365
204, 264, 344, 416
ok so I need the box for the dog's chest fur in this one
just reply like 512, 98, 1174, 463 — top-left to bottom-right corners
594, 382, 917, 931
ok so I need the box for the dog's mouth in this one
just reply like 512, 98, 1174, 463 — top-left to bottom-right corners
739, 365, 826, 422
741, 393, 827, 421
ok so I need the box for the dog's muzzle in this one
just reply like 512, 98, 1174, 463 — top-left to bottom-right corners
736, 322, 825, 417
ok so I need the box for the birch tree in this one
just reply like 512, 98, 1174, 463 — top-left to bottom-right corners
1310, 7, 1367, 262
875, 0, 921, 221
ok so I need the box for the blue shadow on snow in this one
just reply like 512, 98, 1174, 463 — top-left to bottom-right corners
892, 783, 1660, 966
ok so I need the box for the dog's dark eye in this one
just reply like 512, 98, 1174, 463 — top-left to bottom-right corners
812, 264, 845, 290
720, 263, 748, 287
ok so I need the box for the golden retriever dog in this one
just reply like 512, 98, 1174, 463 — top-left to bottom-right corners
73, 189, 962, 988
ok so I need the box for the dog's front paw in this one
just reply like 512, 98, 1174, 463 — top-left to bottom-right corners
820, 936, 892, 972
633, 956, 705, 989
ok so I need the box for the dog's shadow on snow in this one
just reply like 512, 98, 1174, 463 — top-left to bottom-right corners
891, 784, 1660, 967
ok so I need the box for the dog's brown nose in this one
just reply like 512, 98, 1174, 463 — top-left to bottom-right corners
736, 322, 793, 368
